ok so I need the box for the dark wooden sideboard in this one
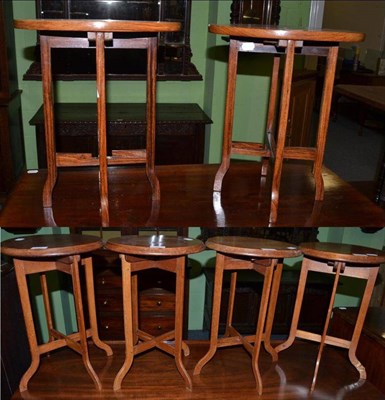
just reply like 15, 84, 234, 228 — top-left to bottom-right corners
30, 103, 212, 167
0, 0, 25, 206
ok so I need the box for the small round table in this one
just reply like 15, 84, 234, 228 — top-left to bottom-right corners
193, 236, 302, 395
274, 242, 385, 391
1, 234, 113, 392
105, 234, 205, 390
208, 25, 364, 223
14, 19, 181, 225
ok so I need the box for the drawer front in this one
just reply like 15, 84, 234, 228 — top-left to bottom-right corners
97, 315, 124, 340
139, 293, 175, 312
140, 313, 175, 336
96, 293, 123, 312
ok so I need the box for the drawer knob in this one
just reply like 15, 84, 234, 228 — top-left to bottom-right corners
103, 300, 108, 305
157, 325, 162, 330
101, 278, 105, 285
105, 325, 109, 330
157, 301, 162, 306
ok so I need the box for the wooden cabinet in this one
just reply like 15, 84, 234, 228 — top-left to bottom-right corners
0, 0, 25, 205
90, 248, 190, 341
230, 0, 281, 25
1, 260, 31, 400
203, 268, 334, 335
286, 70, 317, 147
30, 103, 211, 167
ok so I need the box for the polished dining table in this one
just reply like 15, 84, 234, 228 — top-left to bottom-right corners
1, 161, 384, 228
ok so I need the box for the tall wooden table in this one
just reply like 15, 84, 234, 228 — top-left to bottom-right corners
105, 235, 205, 391
0, 234, 113, 392
14, 19, 180, 226
209, 25, 364, 223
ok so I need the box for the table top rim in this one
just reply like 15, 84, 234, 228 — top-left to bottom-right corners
208, 24, 365, 43
300, 242, 385, 263
14, 19, 181, 33
1, 234, 103, 258
206, 236, 302, 258
105, 235, 205, 256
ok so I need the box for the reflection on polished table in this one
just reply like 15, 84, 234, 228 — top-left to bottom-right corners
1, 162, 383, 228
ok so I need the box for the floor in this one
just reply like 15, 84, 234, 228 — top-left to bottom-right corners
10, 341, 385, 400
324, 101, 385, 183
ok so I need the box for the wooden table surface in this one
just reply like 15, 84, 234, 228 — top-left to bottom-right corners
0, 161, 384, 228
334, 85, 385, 112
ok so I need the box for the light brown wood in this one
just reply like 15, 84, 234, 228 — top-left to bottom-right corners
193, 236, 301, 395
209, 25, 365, 224
105, 235, 205, 390
1, 234, 113, 392
334, 84, 385, 113
9, 341, 385, 399
208, 25, 365, 42
14, 19, 180, 226
274, 242, 385, 391
14, 19, 181, 33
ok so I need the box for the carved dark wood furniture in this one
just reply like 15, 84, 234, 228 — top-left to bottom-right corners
105, 235, 205, 390
14, 19, 180, 226
0, 234, 113, 392
0, 0, 25, 206
193, 236, 301, 395
30, 103, 212, 168
275, 242, 385, 392
209, 25, 364, 223
230, 0, 281, 25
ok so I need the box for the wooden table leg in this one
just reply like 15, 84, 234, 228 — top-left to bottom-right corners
193, 253, 226, 375
174, 256, 192, 390
71, 256, 102, 390
313, 45, 339, 201
213, 40, 239, 193
114, 255, 135, 391
13, 259, 41, 392
263, 260, 283, 361
40, 35, 57, 209
83, 257, 113, 356
270, 39, 296, 224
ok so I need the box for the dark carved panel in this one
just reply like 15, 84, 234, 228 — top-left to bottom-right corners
230, 0, 281, 25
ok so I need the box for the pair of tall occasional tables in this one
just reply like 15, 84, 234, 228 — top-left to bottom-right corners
14, 19, 364, 224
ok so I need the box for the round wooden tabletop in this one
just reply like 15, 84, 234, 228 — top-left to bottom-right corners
205, 236, 301, 258
300, 242, 385, 264
208, 24, 365, 43
106, 235, 205, 256
1, 234, 103, 258
14, 19, 181, 33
